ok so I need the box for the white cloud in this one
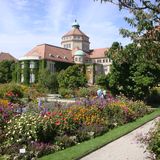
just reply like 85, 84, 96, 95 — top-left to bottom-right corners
0, 0, 131, 58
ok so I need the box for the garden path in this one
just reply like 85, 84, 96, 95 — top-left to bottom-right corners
81, 117, 159, 160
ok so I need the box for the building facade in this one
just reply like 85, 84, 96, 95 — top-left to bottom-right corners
18, 20, 112, 85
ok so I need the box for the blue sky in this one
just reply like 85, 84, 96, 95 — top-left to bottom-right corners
0, 0, 131, 58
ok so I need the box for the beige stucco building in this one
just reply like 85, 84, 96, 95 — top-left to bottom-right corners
19, 20, 112, 84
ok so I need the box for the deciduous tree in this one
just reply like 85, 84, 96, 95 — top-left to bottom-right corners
57, 65, 87, 89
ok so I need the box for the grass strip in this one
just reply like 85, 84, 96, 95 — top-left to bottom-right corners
39, 109, 160, 160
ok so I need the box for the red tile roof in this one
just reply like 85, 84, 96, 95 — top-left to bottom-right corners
0, 52, 17, 62
62, 28, 88, 38
25, 45, 109, 62
89, 48, 109, 58
25, 44, 73, 63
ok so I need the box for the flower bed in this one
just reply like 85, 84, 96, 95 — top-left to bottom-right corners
0, 96, 152, 159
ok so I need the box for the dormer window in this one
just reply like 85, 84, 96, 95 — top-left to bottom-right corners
57, 55, 60, 58
75, 57, 78, 61
49, 53, 54, 57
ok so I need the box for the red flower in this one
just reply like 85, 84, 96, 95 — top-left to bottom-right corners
52, 112, 57, 116
55, 121, 61, 126
46, 112, 51, 116
59, 112, 62, 116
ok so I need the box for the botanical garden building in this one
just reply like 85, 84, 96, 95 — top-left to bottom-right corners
18, 20, 112, 85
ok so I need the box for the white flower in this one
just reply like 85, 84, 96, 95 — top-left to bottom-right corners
88, 131, 94, 137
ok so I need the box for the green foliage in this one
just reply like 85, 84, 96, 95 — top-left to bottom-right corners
96, 0, 160, 101
147, 121, 160, 160
23, 61, 29, 85
38, 69, 59, 93
147, 87, 160, 105
75, 86, 98, 98
77, 87, 89, 97
54, 61, 73, 72
5, 113, 39, 144
0, 83, 24, 100
0, 61, 16, 83
99, 1, 160, 41
58, 65, 87, 89
58, 88, 73, 98
0, 96, 153, 159
95, 74, 109, 87
108, 42, 160, 100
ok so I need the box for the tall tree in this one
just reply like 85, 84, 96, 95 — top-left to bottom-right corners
97, 0, 160, 100
108, 41, 160, 100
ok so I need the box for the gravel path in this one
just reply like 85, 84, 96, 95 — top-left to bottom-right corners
81, 117, 159, 160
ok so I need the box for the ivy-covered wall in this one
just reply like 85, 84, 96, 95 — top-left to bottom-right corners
39, 60, 47, 70
23, 61, 29, 85
12, 62, 21, 83
17, 60, 40, 85
17, 59, 82, 85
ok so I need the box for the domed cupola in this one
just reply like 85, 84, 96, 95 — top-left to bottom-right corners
72, 20, 80, 29
73, 49, 85, 64
61, 20, 90, 52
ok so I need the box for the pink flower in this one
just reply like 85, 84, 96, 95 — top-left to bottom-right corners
55, 121, 60, 126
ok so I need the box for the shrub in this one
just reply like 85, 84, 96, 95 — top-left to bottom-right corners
25, 84, 47, 101
147, 121, 160, 159
58, 65, 87, 89
58, 88, 74, 98
95, 74, 109, 87
38, 69, 59, 93
55, 135, 77, 149
28, 142, 58, 158
147, 87, 160, 105
0, 83, 24, 103
140, 120, 160, 160
127, 100, 152, 118
87, 86, 99, 97
103, 101, 136, 127
76, 124, 108, 142
77, 87, 89, 97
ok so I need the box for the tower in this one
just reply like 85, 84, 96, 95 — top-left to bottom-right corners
61, 20, 90, 52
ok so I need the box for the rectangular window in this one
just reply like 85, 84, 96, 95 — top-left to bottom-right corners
21, 62, 24, 69
52, 63, 54, 72
21, 74, 24, 83
97, 59, 101, 63
79, 57, 82, 62
49, 63, 52, 71
30, 61, 35, 69
30, 73, 35, 83
49, 63, 55, 72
